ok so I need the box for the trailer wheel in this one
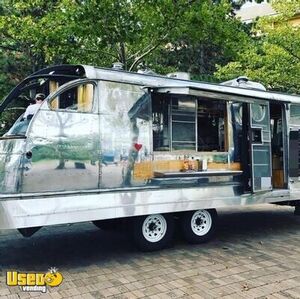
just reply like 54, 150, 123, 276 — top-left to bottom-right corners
133, 214, 174, 251
181, 209, 217, 244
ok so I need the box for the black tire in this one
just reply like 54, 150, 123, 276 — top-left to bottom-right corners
132, 214, 175, 252
180, 209, 217, 244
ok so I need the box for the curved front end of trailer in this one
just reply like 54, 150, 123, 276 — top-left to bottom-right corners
0, 137, 26, 194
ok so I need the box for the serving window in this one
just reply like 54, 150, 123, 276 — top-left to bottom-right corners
152, 94, 227, 152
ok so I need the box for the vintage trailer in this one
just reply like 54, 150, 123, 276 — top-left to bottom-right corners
0, 64, 300, 251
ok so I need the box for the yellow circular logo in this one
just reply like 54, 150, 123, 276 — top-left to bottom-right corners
44, 269, 63, 287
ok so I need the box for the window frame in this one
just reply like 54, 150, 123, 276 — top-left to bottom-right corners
152, 94, 229, 153
47, 79, 97, 114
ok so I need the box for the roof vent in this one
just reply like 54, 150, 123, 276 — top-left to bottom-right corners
166, 72, 190, 80
221, 76, 266, 91
236, 76, 249, 83
112, 62, 124, 70
136, 62, 157, 75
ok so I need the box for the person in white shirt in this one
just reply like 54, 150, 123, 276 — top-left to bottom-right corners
8, 93, 45, 136
23, 93, 45, 120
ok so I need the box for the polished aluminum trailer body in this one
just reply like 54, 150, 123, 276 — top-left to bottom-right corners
0, 65, 300, 230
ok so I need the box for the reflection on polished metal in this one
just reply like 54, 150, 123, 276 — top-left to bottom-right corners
0, 186, 290, 229
99, 81, 151, 189
23, 109, 100, 193
0, 64, 300, 230
0, 138, 25, 193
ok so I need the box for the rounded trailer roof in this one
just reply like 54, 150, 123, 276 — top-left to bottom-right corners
82, 65, 300, 105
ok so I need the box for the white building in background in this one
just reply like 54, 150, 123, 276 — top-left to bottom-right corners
235, 0, 277, 24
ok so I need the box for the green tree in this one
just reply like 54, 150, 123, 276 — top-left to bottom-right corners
215, 0, 300, 92
0, 0, 191, 72
0, 0, 250, 74
154, 0, 250, 78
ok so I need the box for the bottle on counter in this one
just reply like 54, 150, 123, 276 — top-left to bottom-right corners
202, 159, 208, 171
183, 155, 189, 171
188, 157, 196, 171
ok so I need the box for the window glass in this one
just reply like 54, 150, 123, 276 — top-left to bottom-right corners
250, 103, 269, 130
197, 99, 225, 151
1, 77, 51, 136
290, 104, 300, 125
152, 95, 226, 152
171, 98, 196, 151
50, 83, 94, 112
152, 96, 170, 151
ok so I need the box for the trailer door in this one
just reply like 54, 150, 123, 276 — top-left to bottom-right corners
249, 101, 272, 192
289, 104, 300, 191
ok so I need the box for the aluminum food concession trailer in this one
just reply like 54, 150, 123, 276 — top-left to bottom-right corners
0, 64, 300, 251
